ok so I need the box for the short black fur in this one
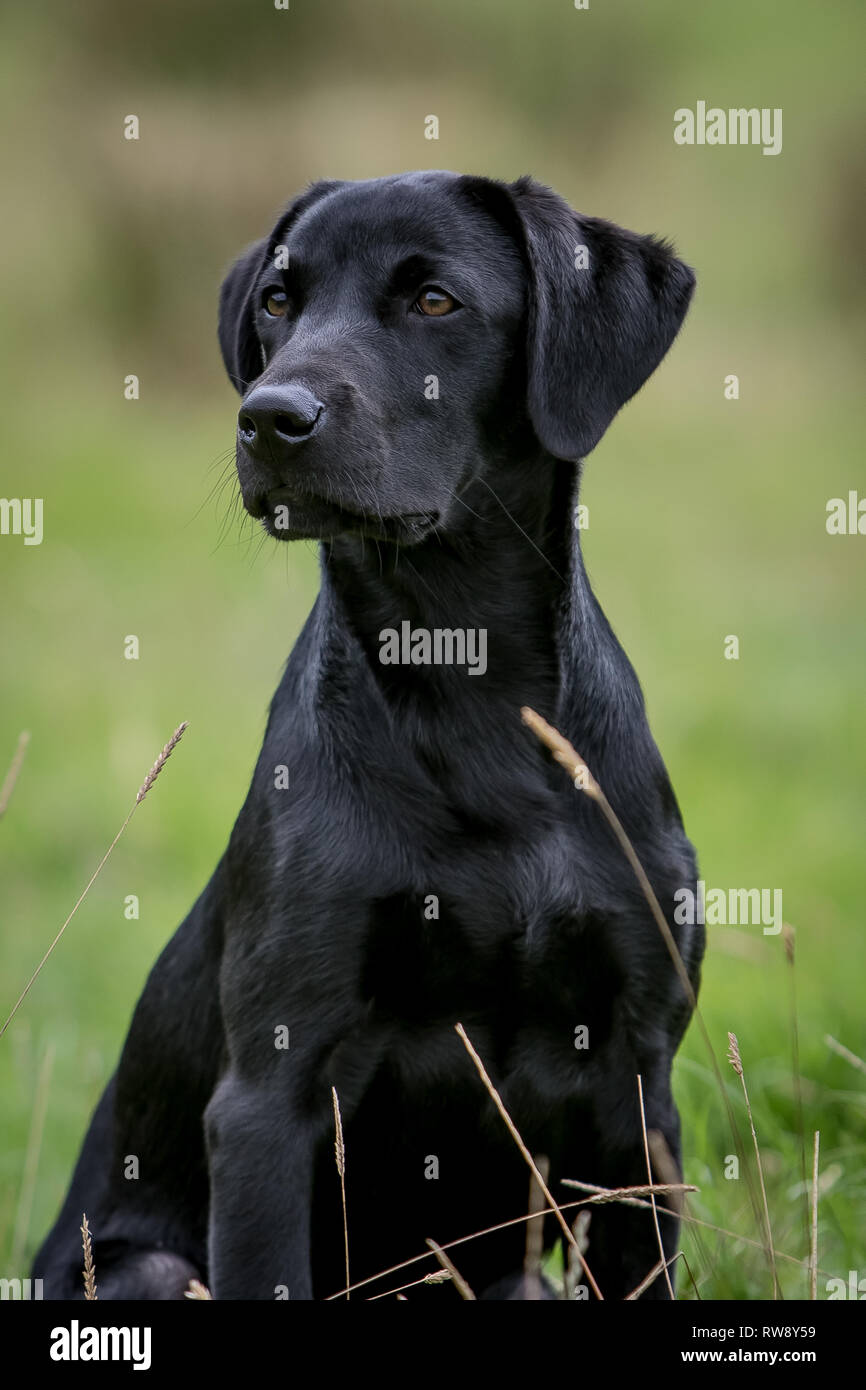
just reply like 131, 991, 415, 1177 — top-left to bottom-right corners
35, 171, 703, 1301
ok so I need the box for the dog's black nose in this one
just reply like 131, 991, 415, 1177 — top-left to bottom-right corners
238, 384, 325, 453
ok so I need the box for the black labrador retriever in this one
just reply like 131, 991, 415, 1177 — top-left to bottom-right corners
35, 171, 704, 1300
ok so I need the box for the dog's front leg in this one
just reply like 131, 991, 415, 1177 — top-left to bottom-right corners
205, 1072, 316, 1300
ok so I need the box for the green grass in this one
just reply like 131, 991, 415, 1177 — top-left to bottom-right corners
1, 357, 863, 1297
0, 0, 863, 1300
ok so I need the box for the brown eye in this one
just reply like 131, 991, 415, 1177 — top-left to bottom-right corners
263, 288, 288, 317
414, 286, 458, 316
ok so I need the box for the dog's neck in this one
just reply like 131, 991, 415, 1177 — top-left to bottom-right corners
286, 451, 660, 829
310, 455, 608, 786
327, 456, 571, 693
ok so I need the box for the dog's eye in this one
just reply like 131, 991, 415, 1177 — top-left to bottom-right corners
414, 286, 459, 317
263, 288, 289, 317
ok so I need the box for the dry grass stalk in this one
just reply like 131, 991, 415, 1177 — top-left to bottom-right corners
521, 707, 697, 1011
0, 720, 189, 1039
727, 1032, 780, 1298
519, 706, 604, 799
677, 1248, 702, 1300
678, 1251, 706, 1301
425, 1239, 476, 1300
523, 1157, 549, 1299
637, 1074, 675, 1298
648, 1130, 685, 1219
327, 1189, 572, 1299
332, 1086, 350, 1300
81, 1213, 97, 1300
782, 924, 808, 1243
327, 1180, 821, 1300
647, 1124, 706, 1286
326, 1205, 556, 1300
810, 1131, 820, 1300
563, 1180, 826, 1274
561, 1179, 696, 1205
185, 1279, 213, 1299
455, 1021, 604, 1300
626, 1251, 681, 1300
824, 1034, 866, 1075
368, 1269, 452, 1300
520, 706, 764, 1236
136, 722, 188, 803
565, 1210, 591, 1300
0, 730, 30, 820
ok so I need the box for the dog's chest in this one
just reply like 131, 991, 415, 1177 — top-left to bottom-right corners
350, 874, 626, 1117
358, 842, 610, 1030
360, 888, 524, 1023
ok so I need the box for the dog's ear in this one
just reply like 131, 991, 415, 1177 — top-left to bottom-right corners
513, 177, 695, 459
218, 237, 268, 394
462, 175, 695, 460
218, 180, 349, 395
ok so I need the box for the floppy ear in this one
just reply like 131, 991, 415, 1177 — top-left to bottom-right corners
481, 176, 695, 460
218, 180, 349, 396
218, 237, 269, 394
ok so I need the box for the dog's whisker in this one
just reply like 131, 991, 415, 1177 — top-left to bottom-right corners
474, 475, 567, 585
441, 485, 488, 525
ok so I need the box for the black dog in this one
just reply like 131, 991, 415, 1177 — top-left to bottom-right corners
35, 171, 703, 1300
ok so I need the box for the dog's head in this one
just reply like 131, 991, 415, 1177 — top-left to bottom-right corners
219, 171, 695, 543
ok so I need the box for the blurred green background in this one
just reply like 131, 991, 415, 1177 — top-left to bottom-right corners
1, 0, 863, 1299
